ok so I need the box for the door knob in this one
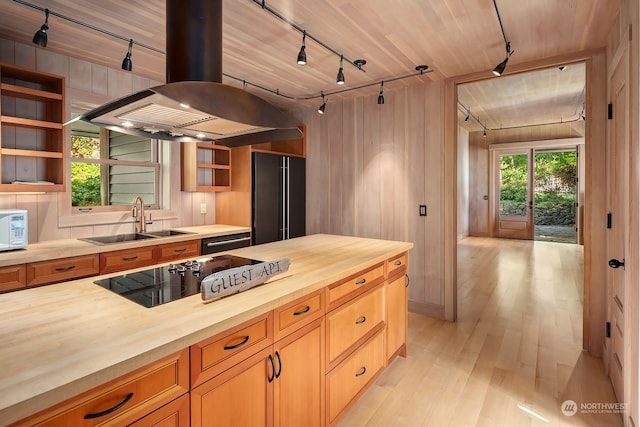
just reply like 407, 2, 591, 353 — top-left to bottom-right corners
608, 258, 625, 269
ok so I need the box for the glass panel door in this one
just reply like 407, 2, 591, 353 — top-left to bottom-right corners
533, 150, 577, 243
496, 150, 533, 239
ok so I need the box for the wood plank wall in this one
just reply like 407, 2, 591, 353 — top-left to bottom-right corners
294, 80, 449, 319
0, 37, 217, 242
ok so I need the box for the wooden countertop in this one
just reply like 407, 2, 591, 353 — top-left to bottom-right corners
0, 224, 251, 267
0, 234, 412, 425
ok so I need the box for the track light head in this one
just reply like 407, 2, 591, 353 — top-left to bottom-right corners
318, 93, 326, 114
483, 128, 487, 137
32, 8, 49, 47
464, 114, 470, 122
336, 55, 345, 85
297, 30, 307, 65
493, 41, 513, 76
121, 39, 133, 71
492, 57, 509, 76
377, 81, 384, 105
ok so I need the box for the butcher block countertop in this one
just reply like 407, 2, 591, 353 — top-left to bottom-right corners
0, 234, 412, 425
0, 224, 251, 267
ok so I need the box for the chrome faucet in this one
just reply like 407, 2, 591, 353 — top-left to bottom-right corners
132, 195, 152, 233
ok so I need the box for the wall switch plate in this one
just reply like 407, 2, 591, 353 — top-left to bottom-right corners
419, 205, 427, 216
200, 203, 207, 214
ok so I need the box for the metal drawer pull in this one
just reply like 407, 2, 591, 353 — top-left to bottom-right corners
84, 392, 134, 419
174, 248, 187, 253
355, 316, 366, 325
293, 306, 311, 316
122, 256, 138, 261
206, 237, 251, 247
268, 354, 275, 382
406, 274, 410, 288
355, 278, 366, 286
55, 265, 76, 272
224, 335, 250, 350
394, 260, 402, 266
275, 351, 282, 378
355, 367, 367, 377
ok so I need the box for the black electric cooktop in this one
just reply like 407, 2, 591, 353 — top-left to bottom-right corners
94, 255, 261, 308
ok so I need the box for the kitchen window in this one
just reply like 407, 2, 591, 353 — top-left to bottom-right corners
69, 116, 160, 213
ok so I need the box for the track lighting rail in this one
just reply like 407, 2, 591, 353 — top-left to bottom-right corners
252, 0, 367, 72
14, 0, 164, 54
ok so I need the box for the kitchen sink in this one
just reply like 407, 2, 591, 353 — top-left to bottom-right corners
80, 230, 194, 245
142, 230, 195, 238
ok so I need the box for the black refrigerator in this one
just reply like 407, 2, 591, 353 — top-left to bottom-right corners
252, 152, 306, 245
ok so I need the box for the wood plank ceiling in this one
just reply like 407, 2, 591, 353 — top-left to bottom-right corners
0, 0, 620, 128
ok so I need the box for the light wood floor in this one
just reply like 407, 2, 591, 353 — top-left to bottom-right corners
337, 237, 622, 427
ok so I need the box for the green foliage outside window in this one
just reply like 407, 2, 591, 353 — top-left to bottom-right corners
71, 135, 101, 207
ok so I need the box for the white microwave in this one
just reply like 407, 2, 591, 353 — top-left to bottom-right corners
0, 209, 28, 251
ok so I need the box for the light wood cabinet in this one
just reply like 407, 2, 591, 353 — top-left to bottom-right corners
0, 264, 26, 292
181, 142, 231, 192
191, 291, 325, 427
0, 62, 65, 192
26, 254, 99, 287
99, 246, 157, 275
326, 330, 385, 425
129, 393, 190, 427
386, 253, 408, 362
12, 349, 189, 426
156, 240, 201, 264
326, 284, 385, 370
191, 346, 274, 427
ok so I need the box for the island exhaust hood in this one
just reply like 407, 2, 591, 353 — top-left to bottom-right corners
80, 0, 302, 147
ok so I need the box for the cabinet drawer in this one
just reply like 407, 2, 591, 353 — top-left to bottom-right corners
100, 247, 157, 275
326, 262, 384, 311
13, 349, 189, 427
386, 252, 408, 279
273, 289, 324, 341
26, 254, 99, 287
327, 284, 384, 369
156, 240, 200, 263
0, 264, 26, 292
326, 330, 385, 425
191, 312, 273, 387
128, 394, 190, 427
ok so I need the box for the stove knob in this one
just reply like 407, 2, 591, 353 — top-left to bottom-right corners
168, 264, 176, 272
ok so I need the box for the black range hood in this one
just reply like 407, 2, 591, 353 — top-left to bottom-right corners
80, 0, 302, 147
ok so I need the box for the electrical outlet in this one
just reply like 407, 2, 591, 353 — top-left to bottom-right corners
419, 205, 427, 216
200, 203, 207, 214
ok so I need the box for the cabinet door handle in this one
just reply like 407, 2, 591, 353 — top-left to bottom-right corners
268, 354, 275, 383
293, 306, 311, 316
394, 260, 402, 266
84, 392, 134, 419
224, 335, 250, 350
122, 256, 138, 261
275, 350, 282, 378
355, 367, 367, 377
55, 265, 76, 272
406, 274, 410, 288
355, 278, 366, 286
174, 248, 187, 253
355, 316, 366, 325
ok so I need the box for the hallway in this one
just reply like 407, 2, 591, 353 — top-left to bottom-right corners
338, 237, 621, 426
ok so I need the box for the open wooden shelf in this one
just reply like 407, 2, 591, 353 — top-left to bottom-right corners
0, 62, 66, 192
181, 143, 231, 192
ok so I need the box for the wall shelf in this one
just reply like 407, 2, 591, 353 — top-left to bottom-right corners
181, 142, 231, 192
0, 62, 66, 192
